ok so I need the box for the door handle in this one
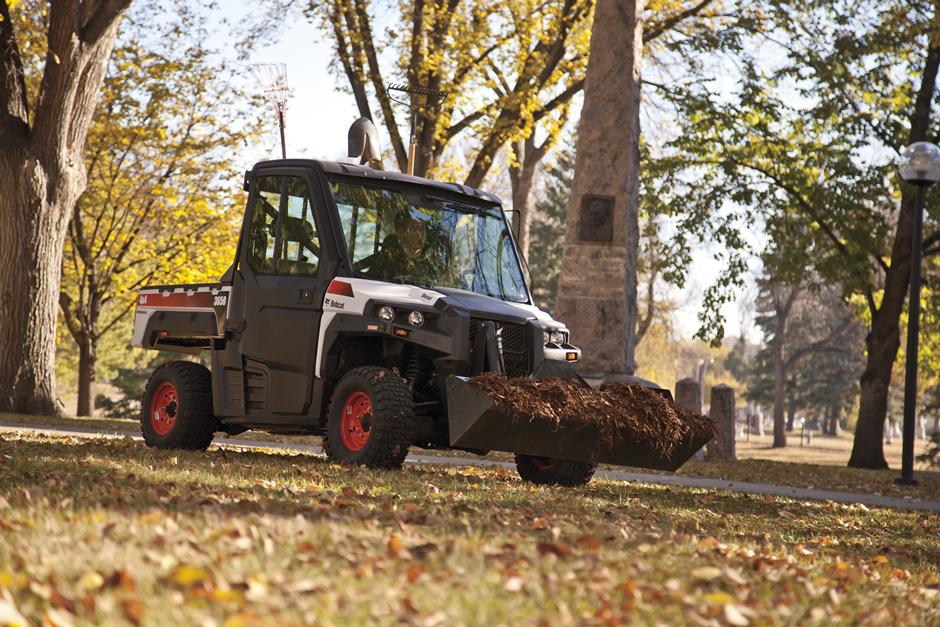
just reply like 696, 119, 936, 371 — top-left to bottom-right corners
297, 288, 314, 304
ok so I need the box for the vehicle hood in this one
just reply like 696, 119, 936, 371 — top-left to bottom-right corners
434, 287, 538, 323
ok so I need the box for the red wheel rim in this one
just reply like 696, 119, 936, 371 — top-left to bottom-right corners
150, 381, 179, 436
340, 391, 372, 452
530, 456, 557, 470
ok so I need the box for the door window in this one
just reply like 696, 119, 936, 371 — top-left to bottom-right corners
246, 175, 320, 275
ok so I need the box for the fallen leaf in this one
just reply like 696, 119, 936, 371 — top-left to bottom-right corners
406, 543, 436, 563
387, 535, 407, 558
621, 580, 640, 597
724, 603, 750, 626
576, 535, 602, 552
722, 567, 747, 586
536, 541, 572, 558
42, 608, 74, 627
341, 486, 357, 497
120, 598, 144, 625
50, 589, 76, 613
246, 574, 268, 601
172, 565, 209, 586
108, 570, 136, 592
78, 572, 104, 591
691, 566, 722, 582
704, 592, 735, 605
0, 589, 27, 627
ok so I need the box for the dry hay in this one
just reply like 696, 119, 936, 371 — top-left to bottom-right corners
469, 373, 717, 455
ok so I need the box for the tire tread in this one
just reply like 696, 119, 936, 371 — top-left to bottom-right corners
324, 366, 413, 469
514, 454, 596, 487
141, 361, 217, 450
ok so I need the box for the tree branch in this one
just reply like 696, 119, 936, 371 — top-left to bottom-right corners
644, 0, 717, 42
80, 0, 132, 43
350, 0, 407, 169
0, 0, 30, 136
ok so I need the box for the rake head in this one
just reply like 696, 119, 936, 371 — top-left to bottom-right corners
387, 82, 448, 108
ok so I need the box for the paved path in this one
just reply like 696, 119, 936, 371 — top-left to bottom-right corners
2, 423, 938, 512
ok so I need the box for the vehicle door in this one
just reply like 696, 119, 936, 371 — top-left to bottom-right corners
237, 171, 329, 414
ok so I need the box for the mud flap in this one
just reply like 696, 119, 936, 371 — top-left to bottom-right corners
445, 367, 709, 471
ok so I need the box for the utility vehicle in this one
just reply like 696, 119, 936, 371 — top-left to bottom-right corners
133, 121, 704, 486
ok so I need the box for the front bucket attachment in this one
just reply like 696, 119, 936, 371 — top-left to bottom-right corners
445, 375, 710, 471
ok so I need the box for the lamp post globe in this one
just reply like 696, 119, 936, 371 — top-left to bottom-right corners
895, 141, 940, 486
899, 141, 940, 185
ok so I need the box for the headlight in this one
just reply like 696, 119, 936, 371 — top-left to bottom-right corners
550, 330, 567, 345
408, 310, 425, 327
543, 331, 551, 344
377, 305, 395, 321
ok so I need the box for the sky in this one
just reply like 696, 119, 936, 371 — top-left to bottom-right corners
217, 1, 756, 343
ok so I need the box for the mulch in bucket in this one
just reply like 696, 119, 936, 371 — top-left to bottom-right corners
468, 373, 717, 456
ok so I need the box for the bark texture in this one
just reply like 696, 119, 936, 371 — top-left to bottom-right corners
0, 0, 130, 415
555, 0, 644, 377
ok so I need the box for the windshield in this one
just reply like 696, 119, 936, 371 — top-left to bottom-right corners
330, 178, 529, 303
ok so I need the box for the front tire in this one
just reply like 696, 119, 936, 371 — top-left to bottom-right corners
141, 361, 217, 450
515, 454, 596, 487
324, 367, 414, 469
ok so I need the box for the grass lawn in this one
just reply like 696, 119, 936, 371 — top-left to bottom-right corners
0, 431, 938, 626
4, 412, 938, 503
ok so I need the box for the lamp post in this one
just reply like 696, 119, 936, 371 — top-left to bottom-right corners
896, 141, 940, 486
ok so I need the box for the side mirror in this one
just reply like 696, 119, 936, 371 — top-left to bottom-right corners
348, 117, 382, 168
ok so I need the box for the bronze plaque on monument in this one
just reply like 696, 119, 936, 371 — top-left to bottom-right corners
579, 195, 613, 242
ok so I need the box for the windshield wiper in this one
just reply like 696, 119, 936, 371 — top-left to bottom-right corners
421, 195, 495, 215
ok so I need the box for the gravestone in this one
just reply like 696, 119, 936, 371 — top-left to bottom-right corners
675, 378, 701, 413
676, 378, 704, 461
706, 384, 736, 461
751, 410, 764, 437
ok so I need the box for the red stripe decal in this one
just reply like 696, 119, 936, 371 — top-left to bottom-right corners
138, 291, 216, 308
327, 280, 354, 298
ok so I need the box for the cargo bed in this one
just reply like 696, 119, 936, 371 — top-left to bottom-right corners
132, 282, 232, 353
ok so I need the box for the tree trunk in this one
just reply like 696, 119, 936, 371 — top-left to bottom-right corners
848, 26, 940, 469
555, 0, 644, 377
76, 337, 97, 417
0, 146, 73, 415
786, 402, 795, 432
850, 188, 920, 468
772, 329, 787, 448
0, 1, 130, 415
508, 136, 543, 260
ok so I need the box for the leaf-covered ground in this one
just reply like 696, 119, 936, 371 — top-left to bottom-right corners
1, 432, 937, 626
3, 412, 938, 502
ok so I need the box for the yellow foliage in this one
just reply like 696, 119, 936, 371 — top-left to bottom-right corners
34, 1, 263, 389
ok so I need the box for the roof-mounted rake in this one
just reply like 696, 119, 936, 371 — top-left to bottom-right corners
387, 83, 449, 175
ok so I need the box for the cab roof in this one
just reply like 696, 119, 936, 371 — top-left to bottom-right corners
252, 158, 503, 206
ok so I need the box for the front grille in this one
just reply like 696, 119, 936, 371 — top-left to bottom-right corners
469, 319, 531, 377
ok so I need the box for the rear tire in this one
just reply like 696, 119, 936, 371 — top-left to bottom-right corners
141, 361, 217, 450
324, 367, 414, 469
515, 454, 596, 487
